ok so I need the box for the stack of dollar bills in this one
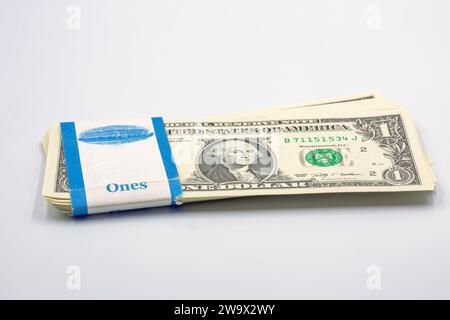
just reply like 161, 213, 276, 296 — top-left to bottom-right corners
42, 92, 436, 214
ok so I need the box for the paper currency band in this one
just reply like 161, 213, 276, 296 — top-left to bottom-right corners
60, 117, 182, 216
60, 122, 88, 216
152, 117, 182, 206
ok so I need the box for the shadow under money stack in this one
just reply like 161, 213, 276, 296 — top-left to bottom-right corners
42, 92, 436, 215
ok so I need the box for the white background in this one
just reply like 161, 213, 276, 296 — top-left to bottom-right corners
0, 0, 449, 299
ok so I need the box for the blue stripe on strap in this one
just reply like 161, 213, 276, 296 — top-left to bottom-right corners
151, 117, 182, 205
60, 122, 88, 216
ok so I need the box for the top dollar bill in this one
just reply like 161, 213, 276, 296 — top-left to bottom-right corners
168, 103, 435, 202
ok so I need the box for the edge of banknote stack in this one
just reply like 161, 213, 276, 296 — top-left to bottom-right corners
42, 92, 437, 216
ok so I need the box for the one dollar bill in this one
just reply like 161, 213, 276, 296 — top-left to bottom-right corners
169, 109, 434, 202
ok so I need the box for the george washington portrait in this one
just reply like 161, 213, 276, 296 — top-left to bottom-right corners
196, 139, 276, 184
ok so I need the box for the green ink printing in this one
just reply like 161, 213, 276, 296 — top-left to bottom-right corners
305, 149, 343, 167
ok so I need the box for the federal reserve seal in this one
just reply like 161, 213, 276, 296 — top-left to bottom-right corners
305, 149, 343, 167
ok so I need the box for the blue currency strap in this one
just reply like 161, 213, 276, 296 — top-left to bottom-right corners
151, 117, 182, 205
60, 122, 88, 216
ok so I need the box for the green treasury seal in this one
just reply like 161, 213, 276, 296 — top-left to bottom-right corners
305, 149, 343, 167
